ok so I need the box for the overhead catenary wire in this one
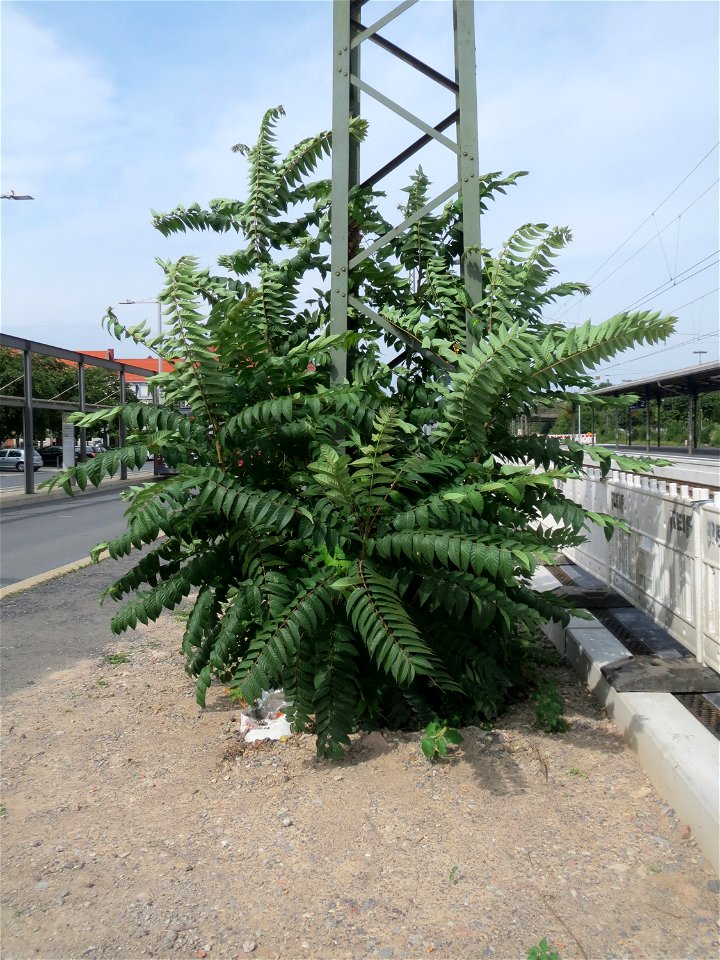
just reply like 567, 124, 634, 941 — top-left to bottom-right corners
552, 177, 719, 322
599, 330, 717, 375
582, 142, 718, 279
665, 286, 719, 316
622, 252, 719, 313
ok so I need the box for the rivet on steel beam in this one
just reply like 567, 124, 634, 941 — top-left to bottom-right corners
341, 267, 347, 272
464, 178, 468, 182
335, 271, 340, 276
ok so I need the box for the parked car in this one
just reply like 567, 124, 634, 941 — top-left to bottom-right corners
0, 448, 42, 472
74, 446, 97, 460
38, 445, 65, 467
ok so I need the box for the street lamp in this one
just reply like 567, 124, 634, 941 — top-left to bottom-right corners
692, 350, 708, 365
119, 298, 163, 477
119, 298, 163, 380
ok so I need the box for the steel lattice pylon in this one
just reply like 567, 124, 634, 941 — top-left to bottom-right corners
330, 0, 481, 383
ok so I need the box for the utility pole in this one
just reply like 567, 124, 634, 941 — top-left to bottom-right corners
330, 0, 482, 384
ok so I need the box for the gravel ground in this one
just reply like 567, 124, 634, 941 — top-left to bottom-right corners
1, 613, 718, 960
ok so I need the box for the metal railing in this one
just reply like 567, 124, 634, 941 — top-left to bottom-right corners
0, 333, 157, 494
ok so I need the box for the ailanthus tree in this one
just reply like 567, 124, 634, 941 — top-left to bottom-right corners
46, 108, 674, 757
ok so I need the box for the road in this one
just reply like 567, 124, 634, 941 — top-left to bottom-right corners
0, 460, 152, 493
0, 552, 146, 697
0, 465, 153, 587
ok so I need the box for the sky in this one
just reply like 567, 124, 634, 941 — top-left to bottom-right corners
1, 0, 718, 384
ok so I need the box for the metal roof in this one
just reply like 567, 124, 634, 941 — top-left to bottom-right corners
591, 360, 720, 399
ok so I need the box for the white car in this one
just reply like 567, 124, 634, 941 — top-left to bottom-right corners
0, 448, 43, 472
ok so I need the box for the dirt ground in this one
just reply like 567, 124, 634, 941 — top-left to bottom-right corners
1, 612, 718, 960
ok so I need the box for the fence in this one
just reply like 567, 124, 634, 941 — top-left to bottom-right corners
556, 469, 720, 672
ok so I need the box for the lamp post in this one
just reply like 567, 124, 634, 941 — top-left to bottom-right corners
119, 298, 162, 381
119, 298, 163, 475
693, 350, 708, 365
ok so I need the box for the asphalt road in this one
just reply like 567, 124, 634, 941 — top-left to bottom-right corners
0, 551, 144, 698
0, 484, 139, 588
0, 460, 153, 492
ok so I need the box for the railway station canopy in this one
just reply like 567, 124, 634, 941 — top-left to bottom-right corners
591, 360, 720, 400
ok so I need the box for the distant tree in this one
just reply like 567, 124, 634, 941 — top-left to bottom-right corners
0, 347, 121, 444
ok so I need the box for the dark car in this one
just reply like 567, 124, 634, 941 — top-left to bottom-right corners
38, 445, 65, 467
74, 446, 97, 460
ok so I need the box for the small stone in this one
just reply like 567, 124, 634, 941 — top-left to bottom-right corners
678, 824, 692, 841
34, 881, 49, 891
196, 951, 207, 959
708, 879, 720, 893
282, 817, 293, 828
360, 731, 390, 753
242, 941, 256, 954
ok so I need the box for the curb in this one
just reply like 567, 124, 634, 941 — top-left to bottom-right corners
532, 567, 720, 876
0, 551, 111, 601
0, 472, 150, 509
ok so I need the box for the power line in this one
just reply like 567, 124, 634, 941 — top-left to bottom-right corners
623, 252, 719, 312
665, 286, 719, 317
585, 142, 719, 283
600, 330, 717, 372
552, 177, 719, 321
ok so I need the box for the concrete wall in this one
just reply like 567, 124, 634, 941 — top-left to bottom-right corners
556, 470, 720, 672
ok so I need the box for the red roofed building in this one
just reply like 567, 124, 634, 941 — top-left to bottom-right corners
79, 350, 174, 401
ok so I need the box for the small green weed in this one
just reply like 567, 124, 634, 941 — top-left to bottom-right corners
527, 938, 562, 960
95, 677, 108, 688
567, 767, 588, 778
0, 805, 7, 817
421, 720, 463, 761
533, 681, 569, 733
104, 652, 130, 665
449, 865, 460, 884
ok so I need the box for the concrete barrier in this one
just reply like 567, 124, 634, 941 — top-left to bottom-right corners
556, 471, 720, 672
533, 567, 720, 875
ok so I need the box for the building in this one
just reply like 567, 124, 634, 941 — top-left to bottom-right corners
79, 350, 174, 401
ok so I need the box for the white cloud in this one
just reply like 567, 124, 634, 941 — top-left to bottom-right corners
1, 6, 119, 190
